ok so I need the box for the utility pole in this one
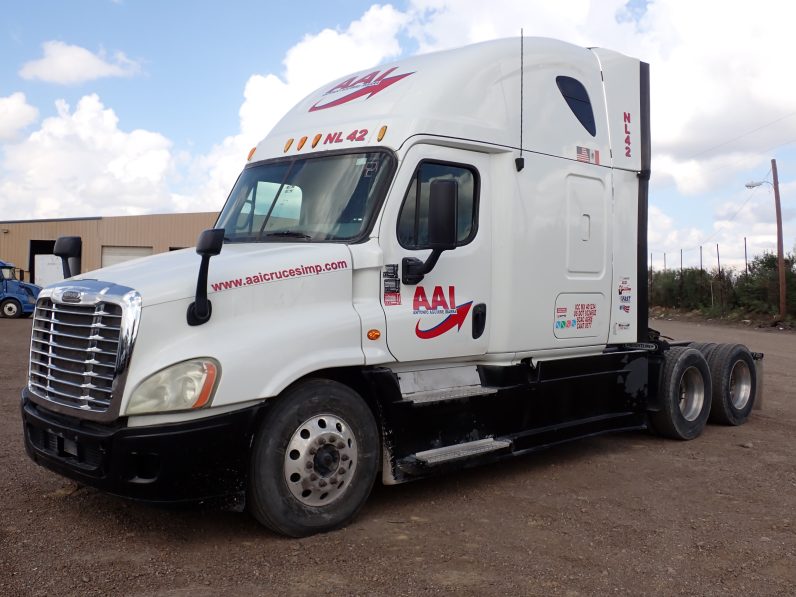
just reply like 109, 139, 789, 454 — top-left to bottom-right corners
745, 158, 787, 321
744, 236, 748, 276
772, 159, 787, 321
680, 249, 683, 273
717, 244, 721, 276
664, 253, 666, 271
699, 245, 703, 273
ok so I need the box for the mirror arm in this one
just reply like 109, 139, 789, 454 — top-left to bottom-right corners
402, 249, 443, 285
186, 228, 224, 326
187, 254, 213, 326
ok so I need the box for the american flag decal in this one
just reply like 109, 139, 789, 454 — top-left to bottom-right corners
576, 146, 600, 165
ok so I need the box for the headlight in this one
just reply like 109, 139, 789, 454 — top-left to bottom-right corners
125, 359, 219, 415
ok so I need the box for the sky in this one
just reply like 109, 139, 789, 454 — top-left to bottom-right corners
1, 0, 794, 271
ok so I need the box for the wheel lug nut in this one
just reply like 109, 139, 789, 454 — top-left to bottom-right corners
309, 447, 317, 455
319, 480, 327, 487
338, 468, 346, 475
329, 476, 337, 484
310, 473, 318, 481
305, 461, 313, 469
317, 438, 325, 445
336, 441, 345, 449
341, 454, 350, 461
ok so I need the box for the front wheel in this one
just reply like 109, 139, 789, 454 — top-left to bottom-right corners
1, 299, 22, 318
248, 379, 379, 537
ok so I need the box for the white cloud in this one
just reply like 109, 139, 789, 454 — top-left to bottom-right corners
0, 92, 38, 140
0, 94, 176, 219
188, 4, 409, 211
19, 41, 141, 85
2, 0, 795, 264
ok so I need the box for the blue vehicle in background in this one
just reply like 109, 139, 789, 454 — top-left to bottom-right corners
0, 260, 40, 318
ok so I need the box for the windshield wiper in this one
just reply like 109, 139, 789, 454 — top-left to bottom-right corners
264, 231, 313, 241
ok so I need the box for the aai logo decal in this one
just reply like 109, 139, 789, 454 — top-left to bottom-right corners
310, 67, 414, 112
412, 285, 471, 340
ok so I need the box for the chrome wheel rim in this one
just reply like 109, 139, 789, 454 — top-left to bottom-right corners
2, 302, 17, 317
679, 366, 705, 422
729, 360, 752, 410
283, 414, 357, 507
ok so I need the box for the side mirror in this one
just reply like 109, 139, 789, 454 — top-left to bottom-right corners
426, 180, 458, 250
196, 227, 225, 257
54, 236, 82, 278
187, 228, 225, 326
402, 180, 459, 285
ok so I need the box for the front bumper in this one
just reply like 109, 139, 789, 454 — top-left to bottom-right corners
21, 389, 262, 502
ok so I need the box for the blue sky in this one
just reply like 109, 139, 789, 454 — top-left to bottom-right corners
1, 1, 374, 149
1, 0, 794, 270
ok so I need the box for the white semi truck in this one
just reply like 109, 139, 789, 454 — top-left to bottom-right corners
22, 37, 761, 537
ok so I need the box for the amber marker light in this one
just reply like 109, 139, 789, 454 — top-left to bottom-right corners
247, 147, 257, 161
284, 138, 294, 153
297, 136, 307, 150
367, 329, 381, 341
377, 126, 388, 142
312, 133, 322, 148
191, 361, 218, 409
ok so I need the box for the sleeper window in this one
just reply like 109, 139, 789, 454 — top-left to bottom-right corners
556, 76, 597, 137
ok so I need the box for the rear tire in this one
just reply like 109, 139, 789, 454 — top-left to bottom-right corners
248, 379, 379, 537
689, 342, 718, 359
707, 343, 756, 425
650, 347, 712, 440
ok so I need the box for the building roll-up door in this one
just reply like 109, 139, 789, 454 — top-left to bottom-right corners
101, 246, 153, 268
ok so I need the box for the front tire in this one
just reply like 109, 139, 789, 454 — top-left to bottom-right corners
248, 379, 379, 537
1, 299, 21, 318
650, 347, 712, 440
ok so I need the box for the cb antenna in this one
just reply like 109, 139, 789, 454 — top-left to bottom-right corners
515, 29, 525, 172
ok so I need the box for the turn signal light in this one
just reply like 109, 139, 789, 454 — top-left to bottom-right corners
297, 136, 307, 150
367, 329, 381, 341
247, 147, 256, 161
312, 133, 322, 148
377, 126, 388, 142
284, 138, 294, 153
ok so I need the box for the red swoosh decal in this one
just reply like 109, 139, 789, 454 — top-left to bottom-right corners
415, 302, 473, 340
309, 72, 414, 112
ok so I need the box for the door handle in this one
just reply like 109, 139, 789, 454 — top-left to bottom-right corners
472, 303, 487, 339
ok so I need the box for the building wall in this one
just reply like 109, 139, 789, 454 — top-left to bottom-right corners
0, 212, 217, 282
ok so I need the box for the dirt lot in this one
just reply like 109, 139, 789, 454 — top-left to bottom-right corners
1, 318, 794, 596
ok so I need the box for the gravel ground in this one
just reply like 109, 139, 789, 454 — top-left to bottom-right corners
1, 317, 794, 596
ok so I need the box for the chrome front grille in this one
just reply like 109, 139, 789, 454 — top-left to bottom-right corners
29, 298, 123, 413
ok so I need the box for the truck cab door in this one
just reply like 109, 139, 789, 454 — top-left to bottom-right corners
378, 145, 491, 363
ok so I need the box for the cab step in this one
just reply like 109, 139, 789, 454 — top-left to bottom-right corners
395, 365, 497, 405
398, 438, 511, 474
404, 385, 497, 405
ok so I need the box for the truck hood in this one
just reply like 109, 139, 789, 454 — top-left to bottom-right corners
19, 281, 41, 295
70, 242, 353, 307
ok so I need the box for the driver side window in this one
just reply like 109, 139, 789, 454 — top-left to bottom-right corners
397, 161, 479, 250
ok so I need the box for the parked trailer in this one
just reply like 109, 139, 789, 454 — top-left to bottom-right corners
21, 37, 761, 537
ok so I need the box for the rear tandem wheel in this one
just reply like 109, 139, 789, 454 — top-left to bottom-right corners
650, 347, 712, 440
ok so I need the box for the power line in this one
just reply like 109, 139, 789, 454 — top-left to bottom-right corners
684, 112, 796, 160
650, 167, 773, 253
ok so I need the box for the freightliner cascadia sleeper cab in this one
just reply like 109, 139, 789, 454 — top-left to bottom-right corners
21, 38, 761, 537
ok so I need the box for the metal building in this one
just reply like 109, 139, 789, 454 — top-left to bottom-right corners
0, 212, 216, 286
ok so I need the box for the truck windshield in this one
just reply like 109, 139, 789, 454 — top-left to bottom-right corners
216, 150, 395, 243
0, 267, 14, 281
